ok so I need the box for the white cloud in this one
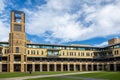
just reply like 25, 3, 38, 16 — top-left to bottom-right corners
94, 41, 108, 47
0, 0, 5, 13
23, 0, 120, 43
0, 0, 9, 42
0, 21, 9, 41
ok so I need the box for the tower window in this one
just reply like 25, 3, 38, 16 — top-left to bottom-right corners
15, 13, 22, 22
16, 47, 19, 53
14, 25, 21, 31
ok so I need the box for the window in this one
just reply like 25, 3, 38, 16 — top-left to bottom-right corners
114, 51, 117, 55
91, 53, 92, 56
0, 48, 2, 54
86, 52, 90, 56
72, 52, 73, 56
16, 47, 19, 53
28, 50, 30, 54
41, 51, 44, 55
14, 25, 22, 31
81, 52, 84, 56
54, 51, 59, 56
5, 49, 7, 54
78, 52, 80, 56
37, 50, 39, 54
70, 52, 71, 56
63, 52, 64, 56
34, 50, 35, 54
67, 52, 68, 56
47, 51, 52, 56
15, 13, 22, 22
31, 50, 33, 54
117, 50, 119, 55
74, 52, 76, 56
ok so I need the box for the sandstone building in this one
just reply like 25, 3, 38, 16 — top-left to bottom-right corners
0, 11, 120, 72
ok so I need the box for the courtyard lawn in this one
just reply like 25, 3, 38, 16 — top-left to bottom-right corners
73, 71, 120, 80
0, 71, 77, 78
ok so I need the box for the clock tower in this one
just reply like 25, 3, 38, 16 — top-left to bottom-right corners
9, 10, 26, 72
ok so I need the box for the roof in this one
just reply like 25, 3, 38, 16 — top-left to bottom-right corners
27, 43, 100, 48
1, 41, 119, 48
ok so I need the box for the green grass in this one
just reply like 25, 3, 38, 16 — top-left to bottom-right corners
1, 71, 120, 80
73, 72, 120, 80
27, 77, 79, 80
0, 71, 77, 78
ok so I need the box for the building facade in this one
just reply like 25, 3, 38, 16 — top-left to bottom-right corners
0, 11, 120, 72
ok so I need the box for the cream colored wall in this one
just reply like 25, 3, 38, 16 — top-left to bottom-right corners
26, 48, 95, 58
59, 50, 94, 58
26, 48, 47, 57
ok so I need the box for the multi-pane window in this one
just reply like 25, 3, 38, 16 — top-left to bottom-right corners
16, 47, 19, 53
78, 52, 80, 56
114, 50, 119, 55
86, 52, 90, 56
81, 52, 84, 56
14, 25, 21, 31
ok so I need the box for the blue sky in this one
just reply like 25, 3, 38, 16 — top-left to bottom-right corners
0, 0, 120, 46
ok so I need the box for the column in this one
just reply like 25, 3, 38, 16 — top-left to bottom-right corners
102, 63, 104, 71
0, 62, 2, 72
23, 64, 27, 72
114, 62, 116, 71
32, 63, 35, 72
86, 63, 88, 71
97, 63, 99, 71
10, 63, 14, 72
61, 63, 63, 72
91, 63, 93, 71
68, 63, 70, 71
40, 63, 42, 72
54, 63, 56, 72
80, 63, 82, 71
74, 63, 76, 71
7, 63, 9, 72
21, 63, 24, 72
107, 63, 110, 71
21, 54, 25, 72
47, 63, 49, 72
9, 54, 14, 72
26, 64, 27, 72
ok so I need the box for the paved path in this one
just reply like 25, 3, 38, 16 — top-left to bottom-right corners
1, 71, 105, 80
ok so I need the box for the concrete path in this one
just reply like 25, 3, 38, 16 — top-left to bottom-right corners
1, 71, 105, 80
